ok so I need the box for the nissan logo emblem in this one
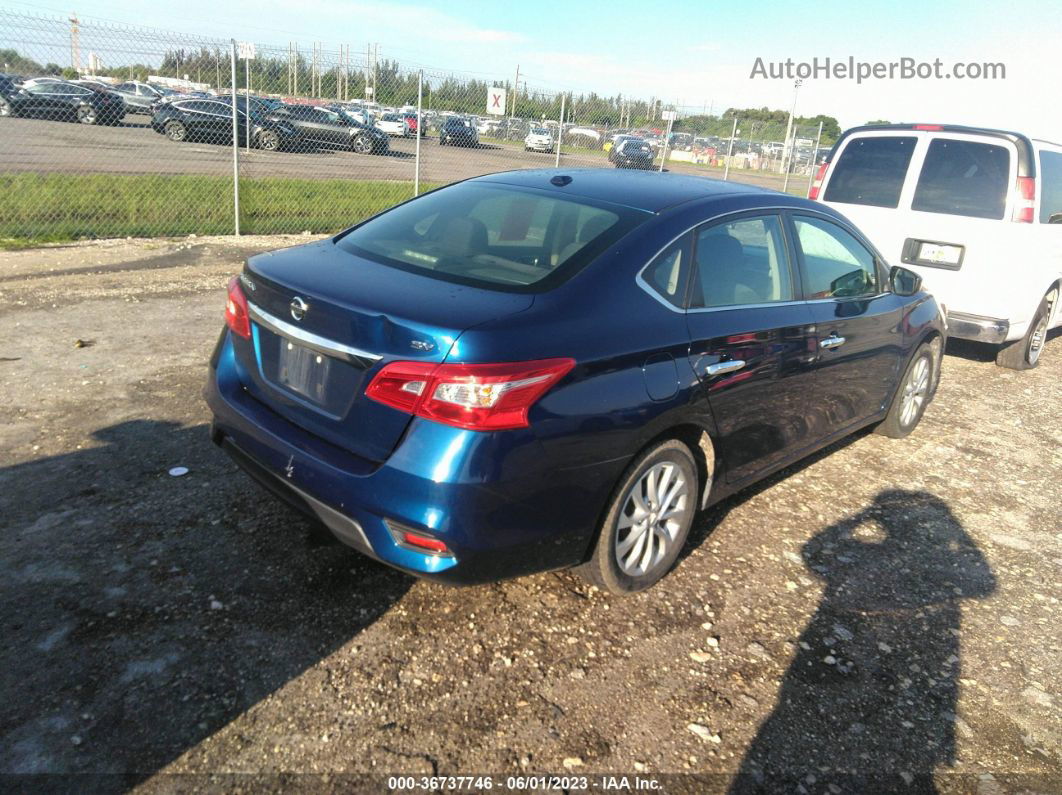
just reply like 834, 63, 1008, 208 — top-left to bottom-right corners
290, 296, 308, 321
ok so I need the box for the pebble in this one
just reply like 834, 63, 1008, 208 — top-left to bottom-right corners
823, 655, 837, 665
705, 637, 719, 648
687, 723, 721, 743
1000, 615, 1020, 627
689, 651, 712, 664
562, 757, 583, 770
634, 762, 646, 772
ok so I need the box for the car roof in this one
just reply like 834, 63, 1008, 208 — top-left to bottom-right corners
473, 168, 775, 213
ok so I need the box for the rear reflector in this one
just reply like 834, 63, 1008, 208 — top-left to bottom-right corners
1013, 176, 1036, 223
808, 161, 829, 200
385, 520, 453, 556
366, 358, 575, 431
225, 276, 251, 338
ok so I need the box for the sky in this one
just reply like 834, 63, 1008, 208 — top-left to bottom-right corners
6, 0, 1062, 136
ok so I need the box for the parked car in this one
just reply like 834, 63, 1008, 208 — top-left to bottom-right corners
402, 113, 425, 137
4, 79, 124, 125
112, 80, 163, 115
439, 116, 478, 147
524, 126, 554, 153
610, 137, 655, 169
151, 98, 300, 150
813, 123, 1062, 369
374, 112, 409, 137
0, 73, 23, 116
272, 103, 389, 153
206, 168, 944, 594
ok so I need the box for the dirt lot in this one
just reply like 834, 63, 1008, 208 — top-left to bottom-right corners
0, 236, 1059, 792
0, 115, 792, 191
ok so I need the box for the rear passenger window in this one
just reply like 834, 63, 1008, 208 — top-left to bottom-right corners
794, 215, 879, 299
642, 236, 691, 308
823, 136, 916, 208
912, 138, 1010, 220
1038, 151, 1062, 224
691, 215, 793, 308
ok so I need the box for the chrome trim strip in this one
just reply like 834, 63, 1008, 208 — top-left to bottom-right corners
247, 302, 383, 363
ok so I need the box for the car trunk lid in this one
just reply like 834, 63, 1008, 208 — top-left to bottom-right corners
232, 238, 533, 462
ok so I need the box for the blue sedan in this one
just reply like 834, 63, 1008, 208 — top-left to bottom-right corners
205, 168, 944, 593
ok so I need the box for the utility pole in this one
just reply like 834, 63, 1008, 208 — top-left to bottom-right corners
510, 64, 520, 126
69, 14, 80, 73
781, 78, 802, 182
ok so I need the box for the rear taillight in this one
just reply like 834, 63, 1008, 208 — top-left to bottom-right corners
808, 161, 829, 200
225, 275, 251, 338
1013, 176, 1036, 223
366, 358, 575, 431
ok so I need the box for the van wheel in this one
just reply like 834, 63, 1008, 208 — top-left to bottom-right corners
876, 340, 937, 439
575, 439, 698, 595
996, 295, 1052, 370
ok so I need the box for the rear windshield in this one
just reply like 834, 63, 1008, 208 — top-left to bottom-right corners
912, 138, 1010, 219
336, 183, 647, 291
823, 136, 916, 208
1038, 150, 1062, 224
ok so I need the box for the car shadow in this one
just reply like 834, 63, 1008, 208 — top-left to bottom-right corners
729, 489, 995, 792
0, 419, 412, 788
683, 430, 867, 558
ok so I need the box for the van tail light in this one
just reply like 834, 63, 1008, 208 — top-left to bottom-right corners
808, 161, 829, 199
913, 124, 943, 131
225, 276, 251, 338
365, 358, 576, 431
1013, 177, 1036, 223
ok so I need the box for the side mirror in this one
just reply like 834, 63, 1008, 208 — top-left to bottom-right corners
1049, 212, 1062, 225
890, 265, 922, 297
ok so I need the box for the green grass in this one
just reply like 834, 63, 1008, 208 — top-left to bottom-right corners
0, 173, 434, 247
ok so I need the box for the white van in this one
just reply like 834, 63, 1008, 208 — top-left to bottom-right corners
811, 124, 1062, 369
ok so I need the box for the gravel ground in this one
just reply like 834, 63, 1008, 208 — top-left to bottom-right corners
0, 236, 1059, 793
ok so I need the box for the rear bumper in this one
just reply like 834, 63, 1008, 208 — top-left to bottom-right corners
946, 311, 1010, 344
205, 330, 624, 584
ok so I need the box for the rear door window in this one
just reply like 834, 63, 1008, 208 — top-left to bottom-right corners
823, 136, 916, 208
1038, 150, 1062, 224
691, 215, 794, 308
912, 138, 1010, 219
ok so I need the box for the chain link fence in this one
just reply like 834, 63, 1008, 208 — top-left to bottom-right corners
0, 9, 826, 244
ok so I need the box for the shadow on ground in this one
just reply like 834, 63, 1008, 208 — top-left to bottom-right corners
0, 419, 411, 789
729, 489, 995, 793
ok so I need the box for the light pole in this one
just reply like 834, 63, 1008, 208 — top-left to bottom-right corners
782, 79, 802, 190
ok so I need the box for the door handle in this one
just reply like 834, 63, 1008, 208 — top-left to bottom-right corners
706, 359, 746, 376
820, 335, 846, 350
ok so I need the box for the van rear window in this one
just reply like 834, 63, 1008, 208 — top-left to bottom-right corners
912, 138, 1010, 220
823, 136, 916, 208
1039, 150, 1062, 224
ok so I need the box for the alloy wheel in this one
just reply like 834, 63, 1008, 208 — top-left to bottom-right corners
614, 462, 689, 577
77, 105, 96, 125
899, 354, 930, 427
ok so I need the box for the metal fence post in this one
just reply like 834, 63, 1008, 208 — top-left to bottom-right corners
806, 121, 824, 198
658, 114, 674, 173
414, 70, 423, 196
244, 55, 250, 153
230, 39, 240, 236
555, 93, 565, 168
723, 117, 737, 181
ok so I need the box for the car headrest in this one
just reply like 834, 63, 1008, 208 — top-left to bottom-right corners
697, 234, 744, 273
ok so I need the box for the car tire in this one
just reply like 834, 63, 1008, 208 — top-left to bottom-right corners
876, 339, 939, 439
164, 120, 187, 142
996, 294, 1052, 370
76, 104, 97, 125
575, 439, 698, 595
0, 97, 10, 117
257, 130, 280, 151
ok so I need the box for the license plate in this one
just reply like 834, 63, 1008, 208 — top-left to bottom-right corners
918, 242, 963, 266
278, 340, 332, 403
